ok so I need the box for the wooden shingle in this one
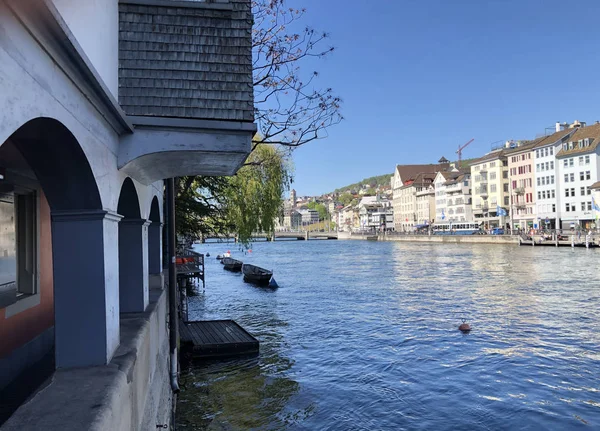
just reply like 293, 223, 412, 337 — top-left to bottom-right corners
118, 0, 253, 122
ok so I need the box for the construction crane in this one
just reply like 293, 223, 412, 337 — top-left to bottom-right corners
456, 138, 474, 167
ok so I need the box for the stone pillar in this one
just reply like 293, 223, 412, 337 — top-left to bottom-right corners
51, 210, 122, 368
119, 219, 150, 313
148, 221, 162, 275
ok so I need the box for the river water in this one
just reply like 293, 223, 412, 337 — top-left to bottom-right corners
176, 240, 600, 430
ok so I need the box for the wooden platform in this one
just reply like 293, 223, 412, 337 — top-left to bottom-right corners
179, 320, 259, 358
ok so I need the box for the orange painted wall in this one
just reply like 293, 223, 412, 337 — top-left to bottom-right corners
0, 192, 54, 358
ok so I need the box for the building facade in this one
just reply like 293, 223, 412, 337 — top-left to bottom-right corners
392, 163, 443, 231
0, 0, 254, 428
415, 185, 435, 226
443, 171, 473, 223
555, 123, 600, 230
358, 196, 393, 231
532, 127, 574, 230
470, 148, 510, 229
397, 173, 436, 232
507, 142, 536, 230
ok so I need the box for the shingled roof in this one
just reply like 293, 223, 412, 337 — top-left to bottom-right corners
555, 123, 600, 158
118, 0, 253, 121
469, 149, 507, 165
395, 164, 441, 185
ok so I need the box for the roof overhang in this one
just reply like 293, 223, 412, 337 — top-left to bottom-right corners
118, 117, 256, 184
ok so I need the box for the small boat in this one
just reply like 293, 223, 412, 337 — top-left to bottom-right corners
222, 257, 243, 272
242, 264, 273, 286
216, 252, 231, 260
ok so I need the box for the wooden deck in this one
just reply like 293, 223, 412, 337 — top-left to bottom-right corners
179, 320, 259, 358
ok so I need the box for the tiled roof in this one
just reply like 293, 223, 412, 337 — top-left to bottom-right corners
589, 181, 600, 190
118, 0, 253, 121
531, 128, 575, 149
555, 123, 600, 158
469, 149, 507, 165
444, 171, 468, 185
395, 164, 441, 184
505, 136, 548, 155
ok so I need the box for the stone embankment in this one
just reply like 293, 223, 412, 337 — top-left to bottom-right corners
337, 231, 518, 245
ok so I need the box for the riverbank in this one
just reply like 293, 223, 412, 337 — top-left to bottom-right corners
338, 231, 518, 244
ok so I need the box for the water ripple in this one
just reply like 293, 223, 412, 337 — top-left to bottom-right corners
177, 241, 600, 430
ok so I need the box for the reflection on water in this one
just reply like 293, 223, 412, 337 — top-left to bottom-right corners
177, 241, 600, 430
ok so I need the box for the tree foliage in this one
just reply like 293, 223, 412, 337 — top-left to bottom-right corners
175, 176, 232, 241
307, 201, 328, 220
332, 173, 393, 195
338, 192, 354, 207
175, 145, 292, 247
225, 145, 292, 245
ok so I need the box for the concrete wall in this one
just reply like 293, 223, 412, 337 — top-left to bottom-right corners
2, 288, 173, 431
52, 0, 119, 99
0, 193, 54, 389
339, 231, 518, 245
0, 1, 163, 213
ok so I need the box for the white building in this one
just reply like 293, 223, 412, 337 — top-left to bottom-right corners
298, 209, 319, 226
555, 123, 600, 230
415, 185, 435, 227
532, 126, 574, 230
434, 169, 473, 223
357, 196, 393, 231
392, 162, 445, 231
443, 170, 473, 223
0, 1, 254, 429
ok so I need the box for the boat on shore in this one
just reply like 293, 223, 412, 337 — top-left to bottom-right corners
222, 257, 243, 272
242, 264, 274, 286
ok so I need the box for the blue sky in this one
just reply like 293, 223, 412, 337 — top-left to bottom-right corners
282, 0, 600, 196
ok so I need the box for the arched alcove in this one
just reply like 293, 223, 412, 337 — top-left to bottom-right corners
148, 196, 162, 276
117, 177, 149, 313
3, 117, 119, 369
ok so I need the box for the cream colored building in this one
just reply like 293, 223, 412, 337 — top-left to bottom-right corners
392, 161, 448, 231
470, 147, 510, 228
397, 173, 436, 231
415, 184, 435, 226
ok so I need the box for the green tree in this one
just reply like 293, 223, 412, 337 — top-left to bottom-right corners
338, 192, 354, 206
225, 145, 292, 245
176, 145, 291, 247
307, 202, 328, 220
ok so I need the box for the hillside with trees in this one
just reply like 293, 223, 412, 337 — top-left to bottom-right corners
332, 173, 393, 194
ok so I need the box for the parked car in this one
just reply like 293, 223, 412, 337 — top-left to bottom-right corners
491, 227, 504, 235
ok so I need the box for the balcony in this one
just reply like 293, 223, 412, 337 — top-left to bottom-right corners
477, 187, 488, 197
514, 187, 525, 195
117, 0, 255, 184
473, 203, 489, 214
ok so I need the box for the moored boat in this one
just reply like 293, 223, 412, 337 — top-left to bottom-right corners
242, 264, 273, 286
222, 257, 243, 272
216, 251, 231, 260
